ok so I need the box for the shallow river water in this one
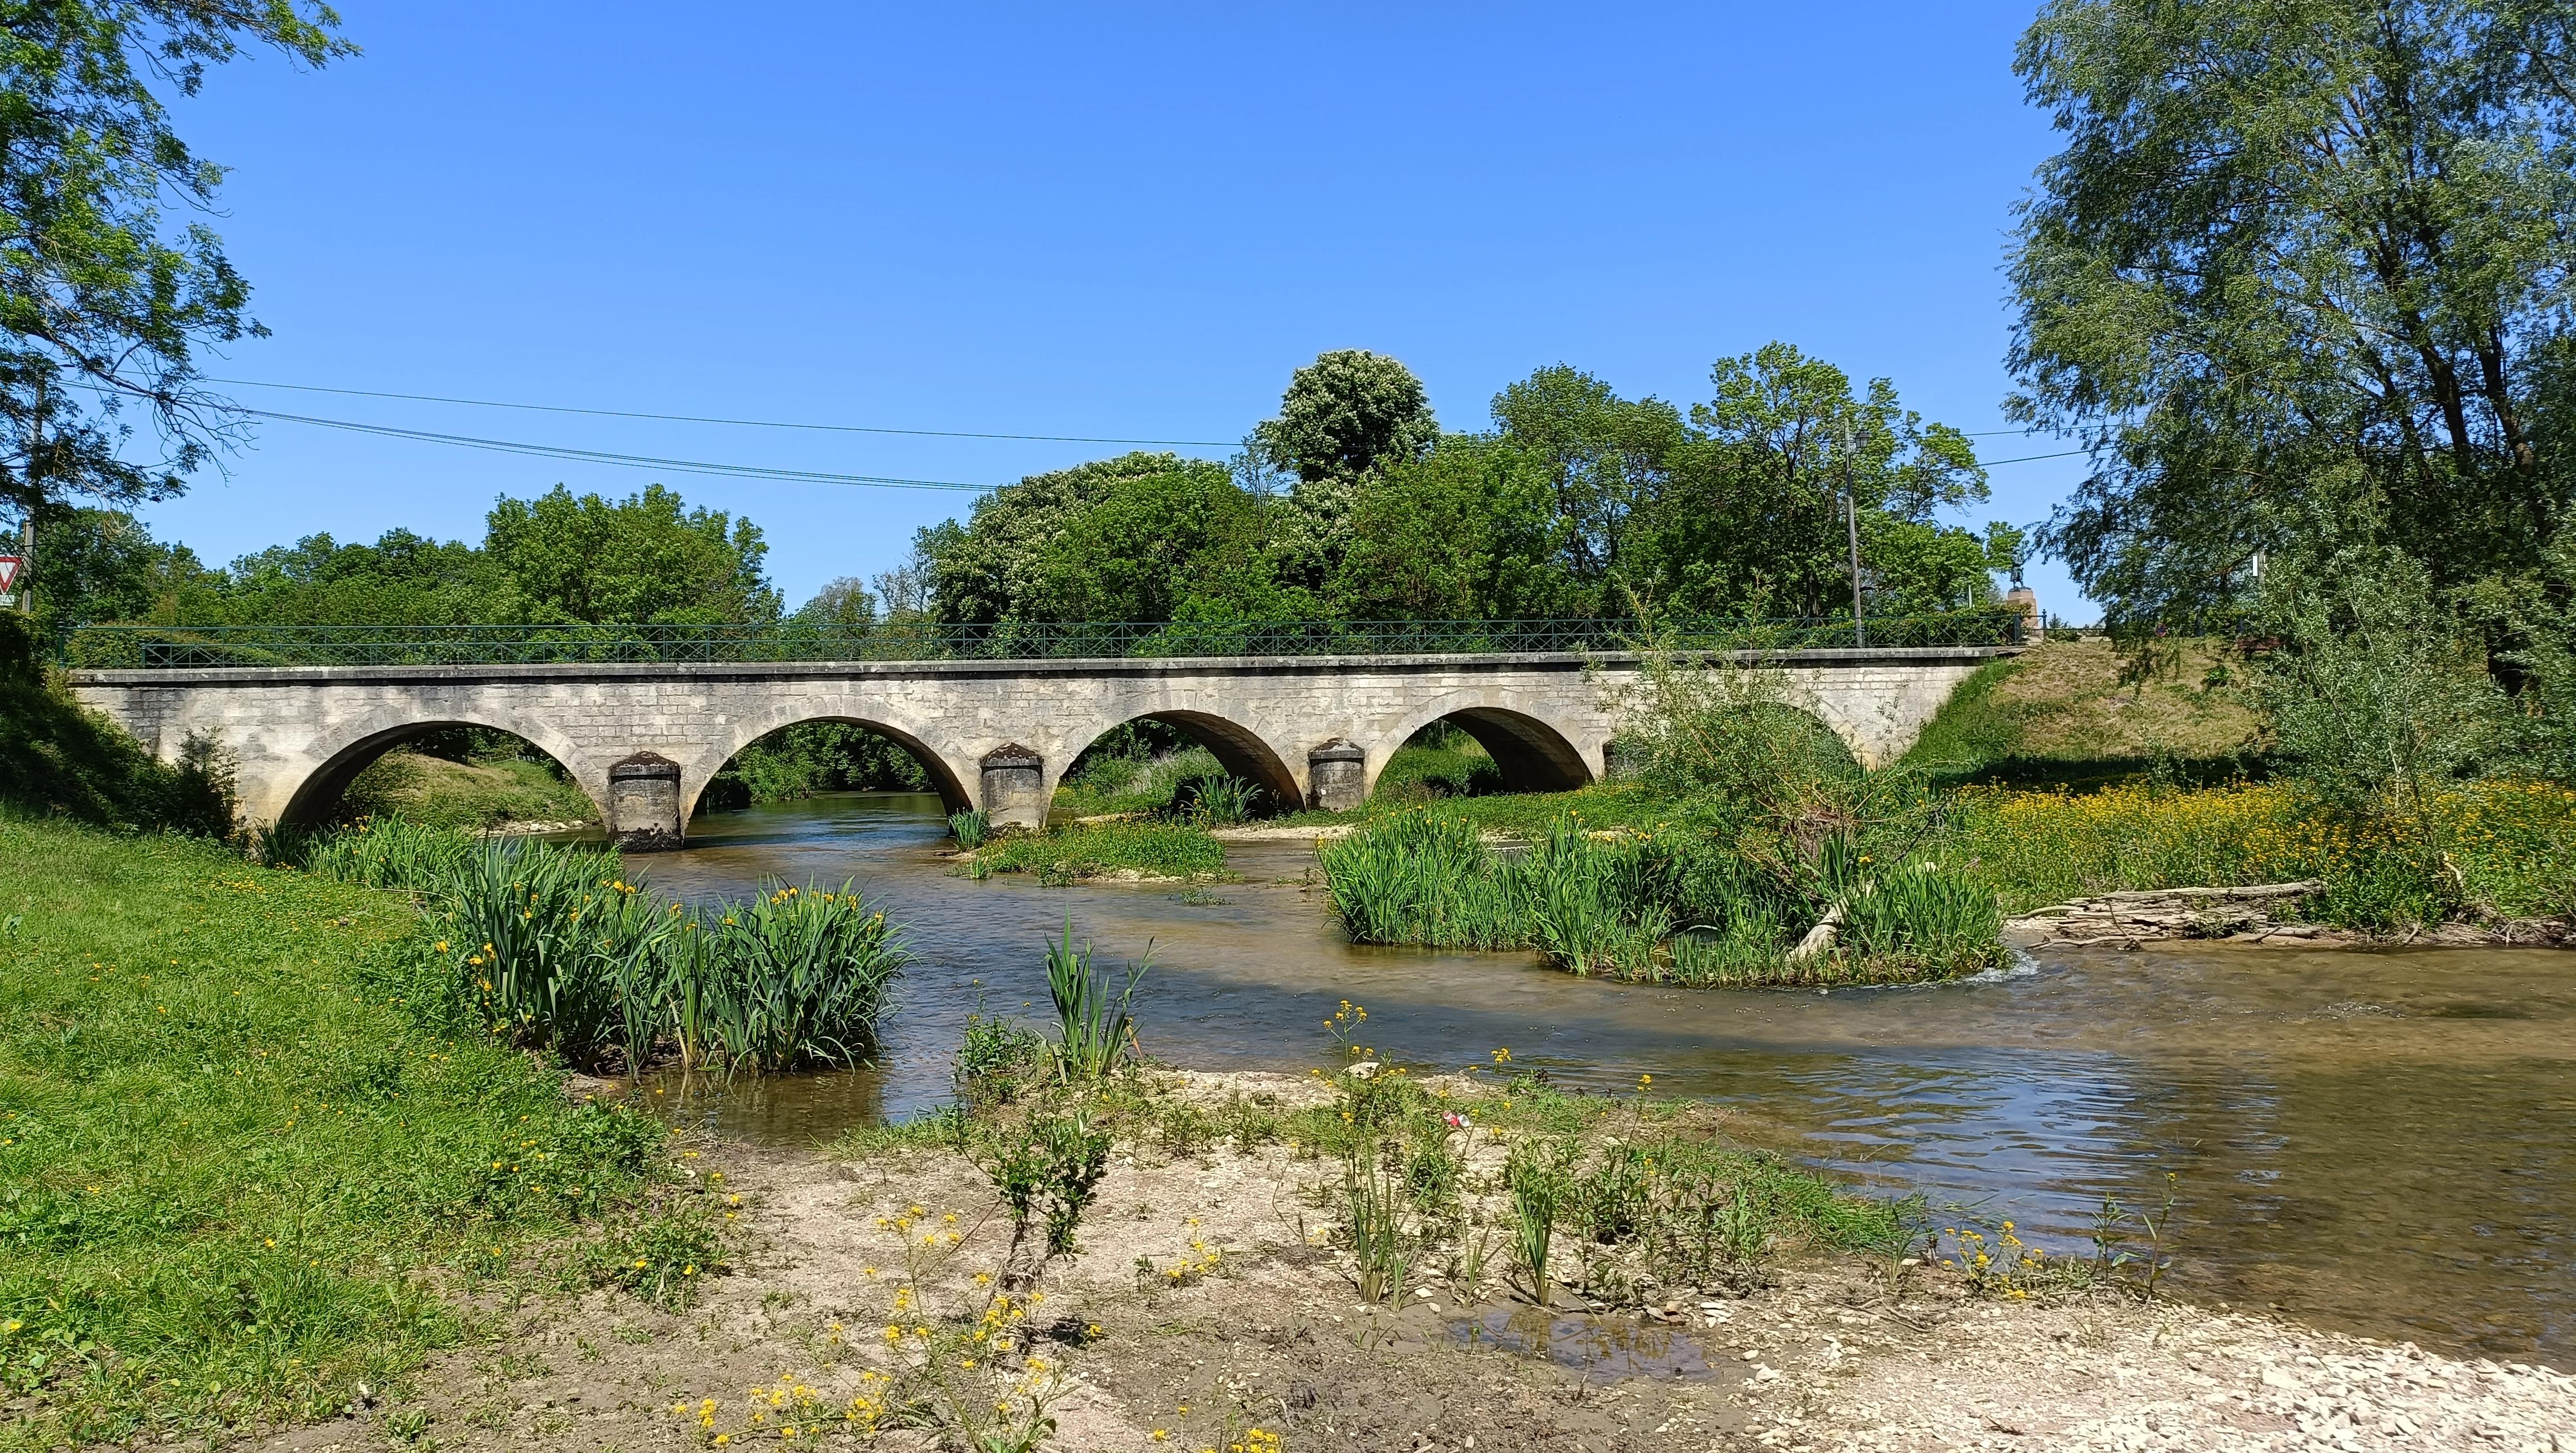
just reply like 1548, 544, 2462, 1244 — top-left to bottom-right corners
623, 792, 2576, 1366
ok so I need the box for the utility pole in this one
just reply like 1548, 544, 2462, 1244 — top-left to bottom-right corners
1838, 416, 1864, 646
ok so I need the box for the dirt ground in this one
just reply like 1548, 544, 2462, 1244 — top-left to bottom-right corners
250, 1072, 2574, 1453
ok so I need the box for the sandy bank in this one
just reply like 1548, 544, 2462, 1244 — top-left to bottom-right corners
252, 1069, 2574, 1452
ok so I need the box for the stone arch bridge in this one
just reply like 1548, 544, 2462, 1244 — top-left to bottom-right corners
67, 646, 2011, 848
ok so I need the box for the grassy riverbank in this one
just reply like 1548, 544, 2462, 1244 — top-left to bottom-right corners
0, 816, 696, 1450
341, 748, 598, 831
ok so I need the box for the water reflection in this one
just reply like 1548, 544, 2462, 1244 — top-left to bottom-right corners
622, 793, 2576, 1364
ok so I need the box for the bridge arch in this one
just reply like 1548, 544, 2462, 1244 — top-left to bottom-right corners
1052, 709, 1302, 818
1374, 696, 1597, 799
682, 706, 975, 822
276, 710, 600, 830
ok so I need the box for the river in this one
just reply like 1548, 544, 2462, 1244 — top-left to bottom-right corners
621, 791, 2575, 1366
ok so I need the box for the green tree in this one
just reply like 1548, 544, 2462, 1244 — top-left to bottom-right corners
1629, 343, 1989, 618
792, 576, 876, 627
216, 528, 520, 626
483, 484, 778, 624
1024, 459, 1295, 623
1331, 437, 1588, 620
2008, 0, 2576, 629
918, 452, 1195, 624
2261, 549, 2506, 816
0, 2, 350, 520
1489, 365, 1685, 595
1252, 348, 1440, 487
18, 503, 207, 637
1257, 350, 1442, 594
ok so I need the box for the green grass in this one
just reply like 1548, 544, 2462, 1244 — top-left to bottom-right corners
340, 748, 598, 831
962, 820, 1230, 884
0, 816, 680, 1450
1050, 745, 1225, 818
1932, 778, 2576, 927
1369, 738, 1501, 803
0, 616, 230, 836
1902, 636, 2265, 789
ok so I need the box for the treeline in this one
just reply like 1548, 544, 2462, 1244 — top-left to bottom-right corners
33, 342, 2022, 651
19, 483, 779, 642
905, 344, 2021, 628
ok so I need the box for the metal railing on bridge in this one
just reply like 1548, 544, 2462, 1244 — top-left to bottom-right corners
64, 610, 2027, 670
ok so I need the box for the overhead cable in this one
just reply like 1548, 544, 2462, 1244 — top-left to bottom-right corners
238, 408, 996, 490
210, 377, 1240, 448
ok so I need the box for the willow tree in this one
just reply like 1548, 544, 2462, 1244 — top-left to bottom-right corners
2008, 1, 2576, 630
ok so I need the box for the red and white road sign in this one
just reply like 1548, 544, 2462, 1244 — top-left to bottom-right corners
0, 555, 21, 593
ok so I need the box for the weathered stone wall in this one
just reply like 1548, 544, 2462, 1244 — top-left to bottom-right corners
67, 647, 2005, 841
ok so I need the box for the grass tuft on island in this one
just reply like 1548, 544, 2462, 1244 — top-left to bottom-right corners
958, 818, 1232, 885
0, 815, 710, 1451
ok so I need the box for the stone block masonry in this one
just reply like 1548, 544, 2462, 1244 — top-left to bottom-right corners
67, 647, 2009, 847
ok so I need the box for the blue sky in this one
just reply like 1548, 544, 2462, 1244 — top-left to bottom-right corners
141, 1, 2096, 616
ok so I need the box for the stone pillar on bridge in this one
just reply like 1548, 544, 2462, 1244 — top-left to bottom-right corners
1307, 738, 1365, 812
608, 751, 685, 851
979, 743, 1046, 830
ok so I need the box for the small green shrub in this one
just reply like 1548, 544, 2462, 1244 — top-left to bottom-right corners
1505, 1142, 1571, 1306
982, 1112, 1111, 1288
1343, 1140, 1413, 1304
1174, 772, 1262, 826
954, 1009, 1047, 1108
578, 1200, 724, 1310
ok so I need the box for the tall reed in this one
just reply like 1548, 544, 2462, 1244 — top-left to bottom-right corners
296, 819, 907, 1072
1318, 811, 1520, 948
693, 881, 905, 1070
1343, 1140, 1413, 1304
1322, 808, 2007, 986
1043, 923, 1146, 1081
440, 838, 637, 1066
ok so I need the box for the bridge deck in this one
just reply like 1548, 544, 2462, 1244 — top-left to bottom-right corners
66, 642, 2019, 686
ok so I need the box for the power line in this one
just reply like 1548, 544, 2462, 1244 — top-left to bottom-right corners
245, 402, 2089, 484
238, 408, 996, 490
209, 377, 1241, 448
1973, 447, 2089, 466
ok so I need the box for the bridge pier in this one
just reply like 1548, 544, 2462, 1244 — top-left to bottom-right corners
608, 751, 686, 851
1307, 739, 1365, 812
979, 743, 1047, 831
